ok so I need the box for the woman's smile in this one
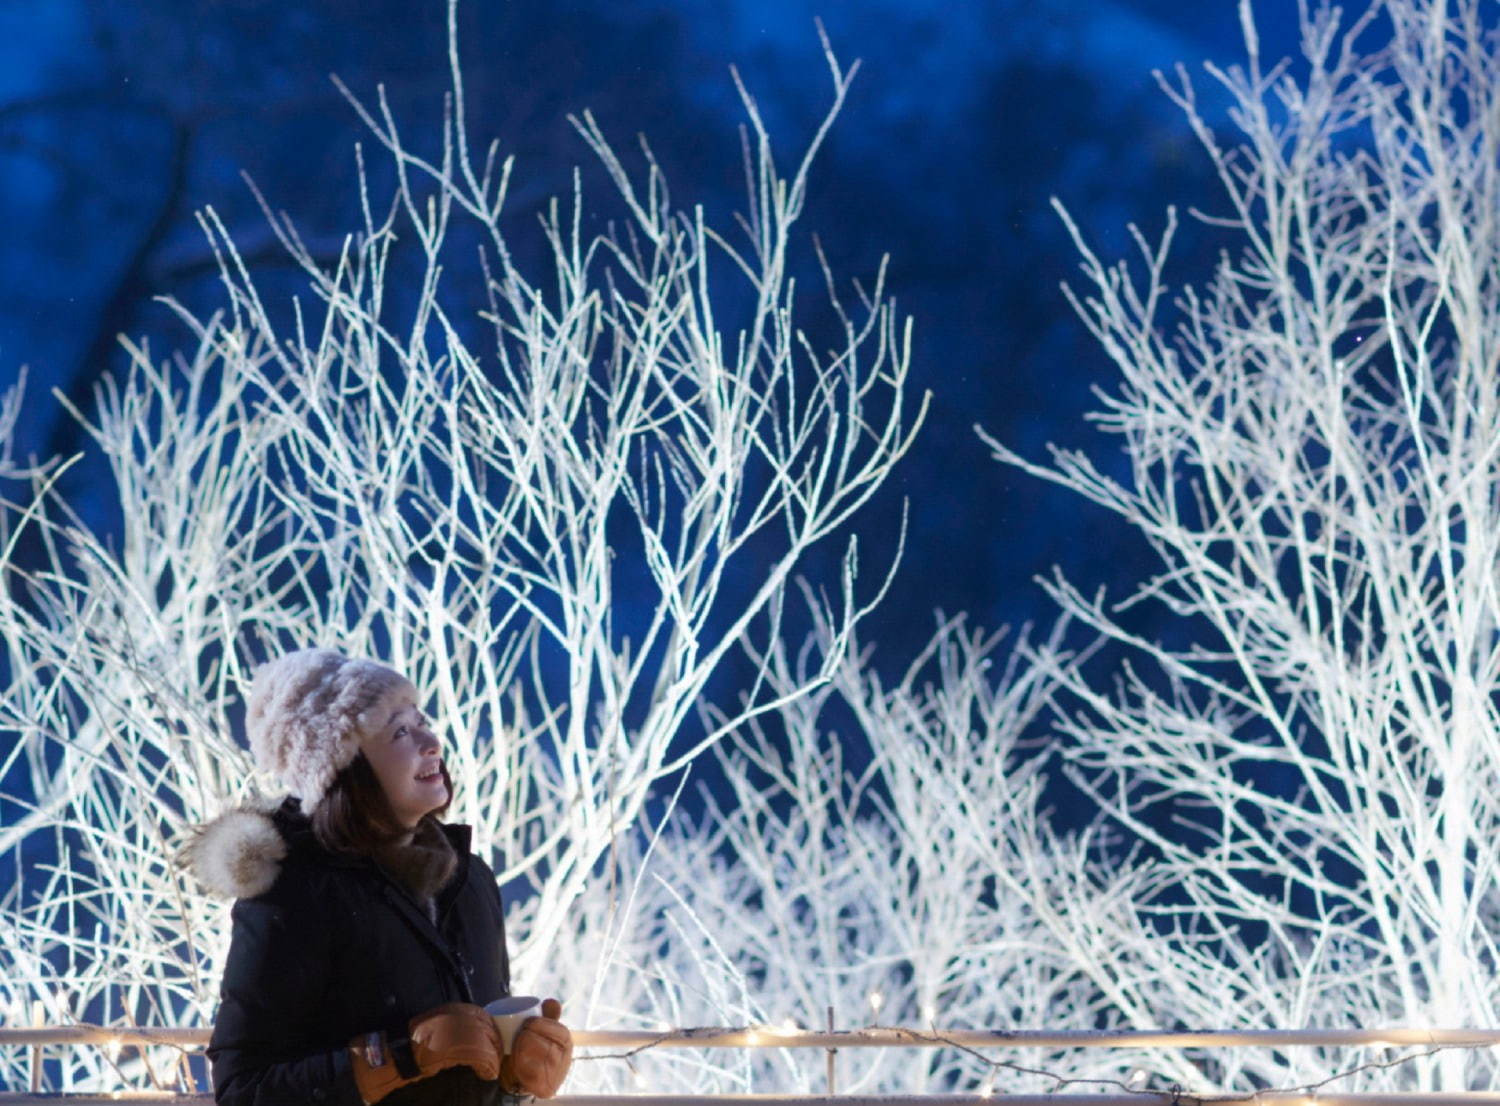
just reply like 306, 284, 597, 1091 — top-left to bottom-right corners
360, 685, 451, 828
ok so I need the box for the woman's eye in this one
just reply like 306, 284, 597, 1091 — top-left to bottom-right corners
394, 727, 408, 739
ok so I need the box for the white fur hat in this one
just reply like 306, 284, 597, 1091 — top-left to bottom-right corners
245, 648, 413, 810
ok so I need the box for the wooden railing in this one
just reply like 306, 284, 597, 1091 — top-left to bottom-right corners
4, 1026, 1500, 1104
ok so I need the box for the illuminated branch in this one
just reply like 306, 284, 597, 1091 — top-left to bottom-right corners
0, 4, 920, 1092
982, 0, 1500, 1092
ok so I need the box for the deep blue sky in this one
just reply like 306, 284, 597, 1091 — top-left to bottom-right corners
0, 0, 1302, 683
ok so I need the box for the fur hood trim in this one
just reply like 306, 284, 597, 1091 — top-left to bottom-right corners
187, 805, 288, 899
185, 798, 474, 901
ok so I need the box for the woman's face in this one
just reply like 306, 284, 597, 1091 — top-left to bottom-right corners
359, 682, 449, 828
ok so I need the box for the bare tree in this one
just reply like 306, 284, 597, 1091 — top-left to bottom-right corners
549, 614, 1142, 1094
0, 5, 922, 1089
984, 0, 1500, 1090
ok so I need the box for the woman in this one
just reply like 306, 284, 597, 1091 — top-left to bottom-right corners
190, 648, 572, 1106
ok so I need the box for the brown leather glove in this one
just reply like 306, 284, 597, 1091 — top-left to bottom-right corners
499, 997, 574, 1099
350, 1002, 504, 1104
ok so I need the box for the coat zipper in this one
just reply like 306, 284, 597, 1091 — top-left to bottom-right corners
375, 872, 475, 1004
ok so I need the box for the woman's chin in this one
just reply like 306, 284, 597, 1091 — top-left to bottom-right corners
415, 778, 450, 812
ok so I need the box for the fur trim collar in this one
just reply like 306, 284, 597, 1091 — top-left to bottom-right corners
372, 818, 459, 917
186, 798, 472, 901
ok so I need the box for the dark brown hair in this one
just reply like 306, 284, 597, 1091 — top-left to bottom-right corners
310, 752, 454, 856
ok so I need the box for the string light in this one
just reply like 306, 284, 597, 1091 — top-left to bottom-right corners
574, 1022, 1480, 1106
868, 990, 884, 1016
0, 1021, 1482, 1101
13, 1017, 1490, 1099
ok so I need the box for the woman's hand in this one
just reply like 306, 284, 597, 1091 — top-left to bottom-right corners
500, 997, 574, 1099
350, 1002, 503, 1104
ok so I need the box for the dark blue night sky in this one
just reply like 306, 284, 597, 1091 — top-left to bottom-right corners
0, 0, 1301, 686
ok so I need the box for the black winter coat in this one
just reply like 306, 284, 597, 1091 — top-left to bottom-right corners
202, 801, 512, 1106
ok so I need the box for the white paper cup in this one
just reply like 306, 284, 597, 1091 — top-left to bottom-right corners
485, 995, 543, 1052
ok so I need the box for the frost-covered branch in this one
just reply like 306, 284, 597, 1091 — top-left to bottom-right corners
982, 0, 1500, 1090
0, 7, 922, 1090
537, 613, 1161, 1094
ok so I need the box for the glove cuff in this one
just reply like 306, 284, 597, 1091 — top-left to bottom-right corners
387, 1035, 420, 1080
350, 1029, 420, 1106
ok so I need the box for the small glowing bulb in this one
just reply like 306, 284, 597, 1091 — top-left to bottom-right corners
1128, 1069, 1148, 1089
655, 1020, 672, 1032
630, 1067, 646, 1089
921, 1002, 937, 1025
868, 990, 884, 1015
745, 1028, 762, 1045
105, 1037, 121, 1062
979, 1072, 996, 1098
